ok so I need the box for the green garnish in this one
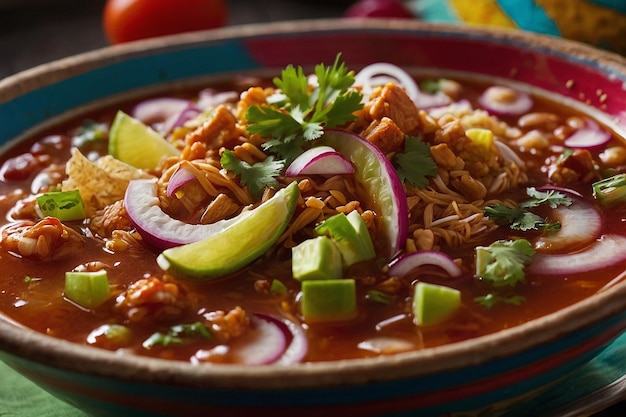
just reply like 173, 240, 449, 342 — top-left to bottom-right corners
36, 190, 86, 221
475, 239, 535, 287
247, 53, 363, 161
419, 79, 443, 94
270, 279, 288, 295
72, 119, 108, 148
592, 173, 626, 206
64, 270, 111, 309
474, 293, 526, 309
519, 187, 573, 209
142, 322, 212, 350
394, 135, 438, 189
484, 187, 572, 231
365, 290, 395, 305
220, 150, 284, 197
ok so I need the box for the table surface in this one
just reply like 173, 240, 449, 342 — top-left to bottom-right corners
1, 1, 625, 416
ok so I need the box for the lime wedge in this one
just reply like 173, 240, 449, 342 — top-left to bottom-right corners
108, 110, 179, 170
157, 182, 300, 279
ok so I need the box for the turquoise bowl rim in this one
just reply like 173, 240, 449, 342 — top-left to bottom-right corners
2, 18, 626, 415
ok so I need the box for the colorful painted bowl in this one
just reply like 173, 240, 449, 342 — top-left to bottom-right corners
2, 19, 626, 417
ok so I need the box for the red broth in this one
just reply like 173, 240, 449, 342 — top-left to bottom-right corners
1, 66, 626, 364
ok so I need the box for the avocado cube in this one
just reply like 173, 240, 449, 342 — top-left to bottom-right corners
292, 236, 343, 281
315, 212, 375, 267
301, 279, 357, 322
412, 282, 461, 326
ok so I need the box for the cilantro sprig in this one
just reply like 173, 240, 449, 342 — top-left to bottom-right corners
475, 239, 535, 287
394, 135, 438, 189
246, 53, 363, 163
222, 54, 364, 197
484, 187, 573, 231
221, 150, 284, 197
142, 322, 212, 350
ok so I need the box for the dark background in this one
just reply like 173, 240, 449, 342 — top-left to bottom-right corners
0, 0, 625, 415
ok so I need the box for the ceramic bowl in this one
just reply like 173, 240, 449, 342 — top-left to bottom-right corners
2, 19, 626, 417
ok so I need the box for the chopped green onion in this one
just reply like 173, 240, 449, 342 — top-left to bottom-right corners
64, 270, 111, 309
143, 322, 212, 350
365, 290, 394, 305
592, 173, 626, 206
270, 279, 288, 295
36, 190, 86, 221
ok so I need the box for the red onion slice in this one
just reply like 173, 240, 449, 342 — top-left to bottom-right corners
124, 178, 252, 249
161, 105, 202, 135
321, 129, 409, 259
166, 166, 197, 197
533, 187, 602, 252
478, 86, 533, 116
563, 118, 611, 150
528, 234, 626, 275
229, 314, 288, 366
270, 316, 309, 365
131, 97, 191, 126
388, 251, 462, 278
285, 146, 354, 176
354, 62, 451, 109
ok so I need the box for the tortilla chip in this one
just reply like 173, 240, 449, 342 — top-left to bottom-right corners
62, 148, 153, 215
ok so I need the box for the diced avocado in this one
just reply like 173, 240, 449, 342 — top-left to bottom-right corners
346, 210, 376, 259
64, 270, 111, 309
292, 236, 343, 281
301, 279, 357, 322
413, 282, 461, 326
315, 212, 375, 267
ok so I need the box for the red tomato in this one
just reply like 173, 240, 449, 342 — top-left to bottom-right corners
103, 0, 228, 44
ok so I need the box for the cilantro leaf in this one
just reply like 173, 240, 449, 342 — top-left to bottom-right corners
221, 150, 284, 197
394, 136, 438, 189
474, 293, 526, 308
483, 204, 546, 231
475, 239, 535, 287
520, 187, 573, 209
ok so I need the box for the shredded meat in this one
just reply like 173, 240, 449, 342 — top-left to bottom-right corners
115, 276, 189, 322
547, 149, 602, 185
202, 306, 250, 342
0, 217, 85, 260
90, 200, 133, 238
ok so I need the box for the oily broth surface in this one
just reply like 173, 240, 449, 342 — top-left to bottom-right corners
0, 74, 625, 363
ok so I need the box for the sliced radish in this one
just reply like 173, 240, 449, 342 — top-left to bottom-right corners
131, 97, 191, 126
533, 187, 602, 252
285, 146, 354, 176
124, 178, 252, 249
388, 250, 462, 278
563, 118, 611, 150
354, 62, 451, 109
166, 166, 197, 197
478, 86, 533, 117
320, 129, 408, 259
229, 314, 288, 365
528, 234, 626, 275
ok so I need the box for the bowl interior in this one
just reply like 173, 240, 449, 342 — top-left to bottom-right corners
2, 19, 626, 389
